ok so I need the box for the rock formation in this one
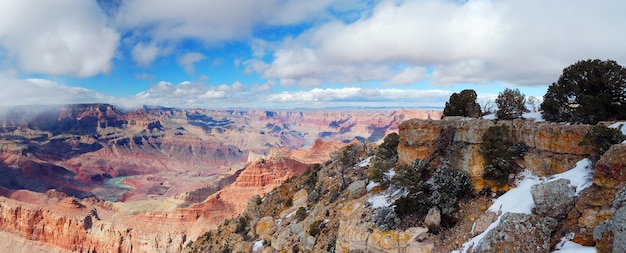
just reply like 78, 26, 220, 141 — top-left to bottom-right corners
398, 118, 591, 189
0, 104, 439, 252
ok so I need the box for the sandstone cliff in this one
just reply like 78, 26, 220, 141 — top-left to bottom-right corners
398, 118, 592, 188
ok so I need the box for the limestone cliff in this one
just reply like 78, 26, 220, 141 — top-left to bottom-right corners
398, 118, 592, 183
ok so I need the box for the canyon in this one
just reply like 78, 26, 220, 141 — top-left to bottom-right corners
0, 104, 440, 252
186, 117, 626, 252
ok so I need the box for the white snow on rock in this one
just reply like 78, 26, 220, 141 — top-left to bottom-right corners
358, 156, 374, 167
609, 122, 626, 142
368, 194, 391, 209
253, 240, 264, 251
459, 158, 594, 252
366, 181, 380, 192
551, 233, 596, 253
523, 111, 545, 122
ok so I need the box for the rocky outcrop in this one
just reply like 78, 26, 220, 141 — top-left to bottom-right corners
531, 178, 576, 219
572, 143, 626, 245
336, 198, 433, 253
473, 212, 557, 253
398, 118, 592, 184
594, 187, 626, 252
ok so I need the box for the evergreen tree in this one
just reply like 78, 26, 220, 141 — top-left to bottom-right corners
541, 59, 626, 124
443, 89, 482, 118
496, 88, 528, 120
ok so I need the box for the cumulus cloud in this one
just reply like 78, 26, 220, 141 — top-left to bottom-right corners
266, 87, 452, 107
133, 81, 251, 107
114, 0, 361, 44
257, 0, 626, 87
383, 67, 429, 86
177, 52, 206, 75
0, 0, 119, 77
132, 42, 160, 68
0, 74, 114, 106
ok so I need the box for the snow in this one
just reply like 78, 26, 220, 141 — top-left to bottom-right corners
385, 168, 396, 178
488, 171, 540, 214
366, 181, 380, 192
482, 114, 496, 120
481, 112, 544, 121
545, 159, 594, 194
609, 121, 626, 138
358, 156, 374, 167
523, 111, 545, 122
552, 233, 596, 253
368, 194, 391, 209
460, 159, 595, 252
252, 240, 264, 251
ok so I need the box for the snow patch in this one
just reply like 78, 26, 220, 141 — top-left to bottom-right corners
253, 240, 264, 251
366, 181, 380, 192
552, 233, 595, 253
609, 121, 626, 136
482, 114, 496, 120
358, 156, 374, 167
368, 194, 391, 209
523, 111, 545, 122
385, 168, 396, 178
460, 159, 595, 252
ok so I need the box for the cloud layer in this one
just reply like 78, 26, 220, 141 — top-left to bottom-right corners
254, 0, 626, 87
0, 0, 119, 77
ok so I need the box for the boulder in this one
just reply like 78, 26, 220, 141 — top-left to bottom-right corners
531, 178, 576, 219
473, 212, 557, 253
255, 216, 275, 241
472, 212, 498, 236
424, 207, 441, 232
594, 187, 626, 252
347, 180, 366, 199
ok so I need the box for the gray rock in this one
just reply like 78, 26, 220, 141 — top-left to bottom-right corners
424, 207, 441, 231
347, 180, 367, 199
473, 212, 557, 253
290, 223, 303, 235
531, 178, 575, 218
594, 187, 626, 253
472, 212, 498, 236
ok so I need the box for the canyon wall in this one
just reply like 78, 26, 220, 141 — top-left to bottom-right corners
398, 117, 593, 183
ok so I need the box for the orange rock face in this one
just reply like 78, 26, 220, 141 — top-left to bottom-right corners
398, 118, 592, 180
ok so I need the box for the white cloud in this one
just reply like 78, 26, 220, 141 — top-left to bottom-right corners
115, 0, 360, 45
177, 52, 206, 76
384, 67, 429, 86
0, 74, 114, 106
131, 42, 160, 68
0, 0, 119, 77
266, 87, 452, 106
257, 0, 626, 87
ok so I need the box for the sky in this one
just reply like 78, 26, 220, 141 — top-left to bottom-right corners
0, 0, 624, 110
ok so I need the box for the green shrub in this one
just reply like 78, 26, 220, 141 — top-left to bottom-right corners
327, 237, 337, 252
429, 167, 472, 216
377, 133, 399, 160
480, 125, 515, 186
295, 207, 307, 222
392, 160, 431, 217
234, 216, 248, 235
372, 206, 400, 231
367, 159, 395, 188
580, 124, 626, 158
309, 220, 324, 236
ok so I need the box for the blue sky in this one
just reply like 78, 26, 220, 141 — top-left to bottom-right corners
0, 0, 624, 109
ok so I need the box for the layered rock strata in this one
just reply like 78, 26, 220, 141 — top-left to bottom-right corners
398, 118, 592, 184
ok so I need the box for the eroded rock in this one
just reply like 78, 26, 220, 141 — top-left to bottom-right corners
531, 178, 576, 219
473, 212, 557, 253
